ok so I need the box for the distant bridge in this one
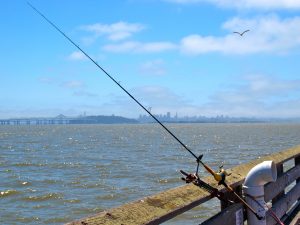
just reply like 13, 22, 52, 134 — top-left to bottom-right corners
0, 117, 74, 125
0, 115, 138, 125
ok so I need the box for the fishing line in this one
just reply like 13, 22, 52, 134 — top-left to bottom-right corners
27, 2, 199, 160
28, 2, 265, 220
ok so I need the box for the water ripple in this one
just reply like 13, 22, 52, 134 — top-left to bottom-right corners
1, 123, 300, 225
0, 189, 20, 197
22, 193, 64, 202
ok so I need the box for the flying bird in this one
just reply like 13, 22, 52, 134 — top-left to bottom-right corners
233, 29, 250, 36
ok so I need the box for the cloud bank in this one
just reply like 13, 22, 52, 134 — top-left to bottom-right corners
165, 0, 300, 10
106, 75, 300, 118
96, 15, 300, 55
181, 15, 300, 55
203, 75, 300, 117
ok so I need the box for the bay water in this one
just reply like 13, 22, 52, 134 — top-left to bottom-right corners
1, 123, 300, 224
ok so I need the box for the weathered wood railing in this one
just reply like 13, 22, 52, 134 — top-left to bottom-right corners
67, 145, 300, 225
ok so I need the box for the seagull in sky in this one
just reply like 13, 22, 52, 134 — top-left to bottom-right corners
233, 29, 250, 36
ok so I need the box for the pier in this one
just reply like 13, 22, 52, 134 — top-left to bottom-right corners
67, 145, 300, 225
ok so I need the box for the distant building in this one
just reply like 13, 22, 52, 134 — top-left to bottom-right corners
167, 112, 171, 119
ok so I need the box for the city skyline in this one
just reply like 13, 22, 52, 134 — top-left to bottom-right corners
2, 111, 300, 123
1, 1, 300, 119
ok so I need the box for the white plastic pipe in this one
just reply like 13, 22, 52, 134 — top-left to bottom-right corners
243, 161, 277, 225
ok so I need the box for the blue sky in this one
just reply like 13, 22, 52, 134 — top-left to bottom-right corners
1, 0, 300, 119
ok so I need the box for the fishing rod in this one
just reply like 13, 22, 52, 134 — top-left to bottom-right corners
28, 3, 263, 219
27, 1, 199, 161
180, 159, 263, 219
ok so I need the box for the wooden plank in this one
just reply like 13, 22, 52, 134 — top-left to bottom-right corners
66, 145, 300, 225
272, 163, 285, 204
201, 203, 244, 225
281, 201, 300, 225
266, 182, 300, 225
295, 156, 300, 184
265, 165, 300, 202
66, 183, 216, 225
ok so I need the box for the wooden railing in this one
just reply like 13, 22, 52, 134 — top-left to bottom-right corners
67, 145, 300, 225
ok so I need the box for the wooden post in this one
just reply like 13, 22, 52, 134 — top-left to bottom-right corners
220, 185, 242, 210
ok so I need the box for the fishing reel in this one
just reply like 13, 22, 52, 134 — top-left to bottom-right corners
215, 165, 232, 185
180, 155, 203, 185
179, 155, 232, 203
180, 170, 198, 184
194, 154, 232, 186
181, 154, 232, 186
180, 154, 204, 183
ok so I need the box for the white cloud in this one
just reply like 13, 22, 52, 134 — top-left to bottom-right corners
103, 41, 177, 53
76, 86, 175, 118
131, 85, 186, 106
111, 75, 300, 118
73, 90, 98, 97
78, 14, 300, 56
165, 0, 300, 10
6, 74, 300, 118
213, 75, 300, 101
93, 15, 300, 55
81, 21, 145, 41
39, 77, 55, 84
203, 74, 300, 117
106, 85, 190, 113
68, 51, 86, 61
61, 80, 85, 89
180, 15, 300, 55
244, 75, 300, 95
139, 59, 167, 76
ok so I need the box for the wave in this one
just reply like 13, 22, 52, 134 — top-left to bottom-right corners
13, 162, 47, 167
96, 193, 121, 200
22, 193, 63, 202
156, 177, 180, 184
64, 199, 81, 204
0, 189, 20, 197
15, 216, 40, 223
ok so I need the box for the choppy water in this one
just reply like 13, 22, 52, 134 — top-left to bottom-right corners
1, 123, 300, 225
